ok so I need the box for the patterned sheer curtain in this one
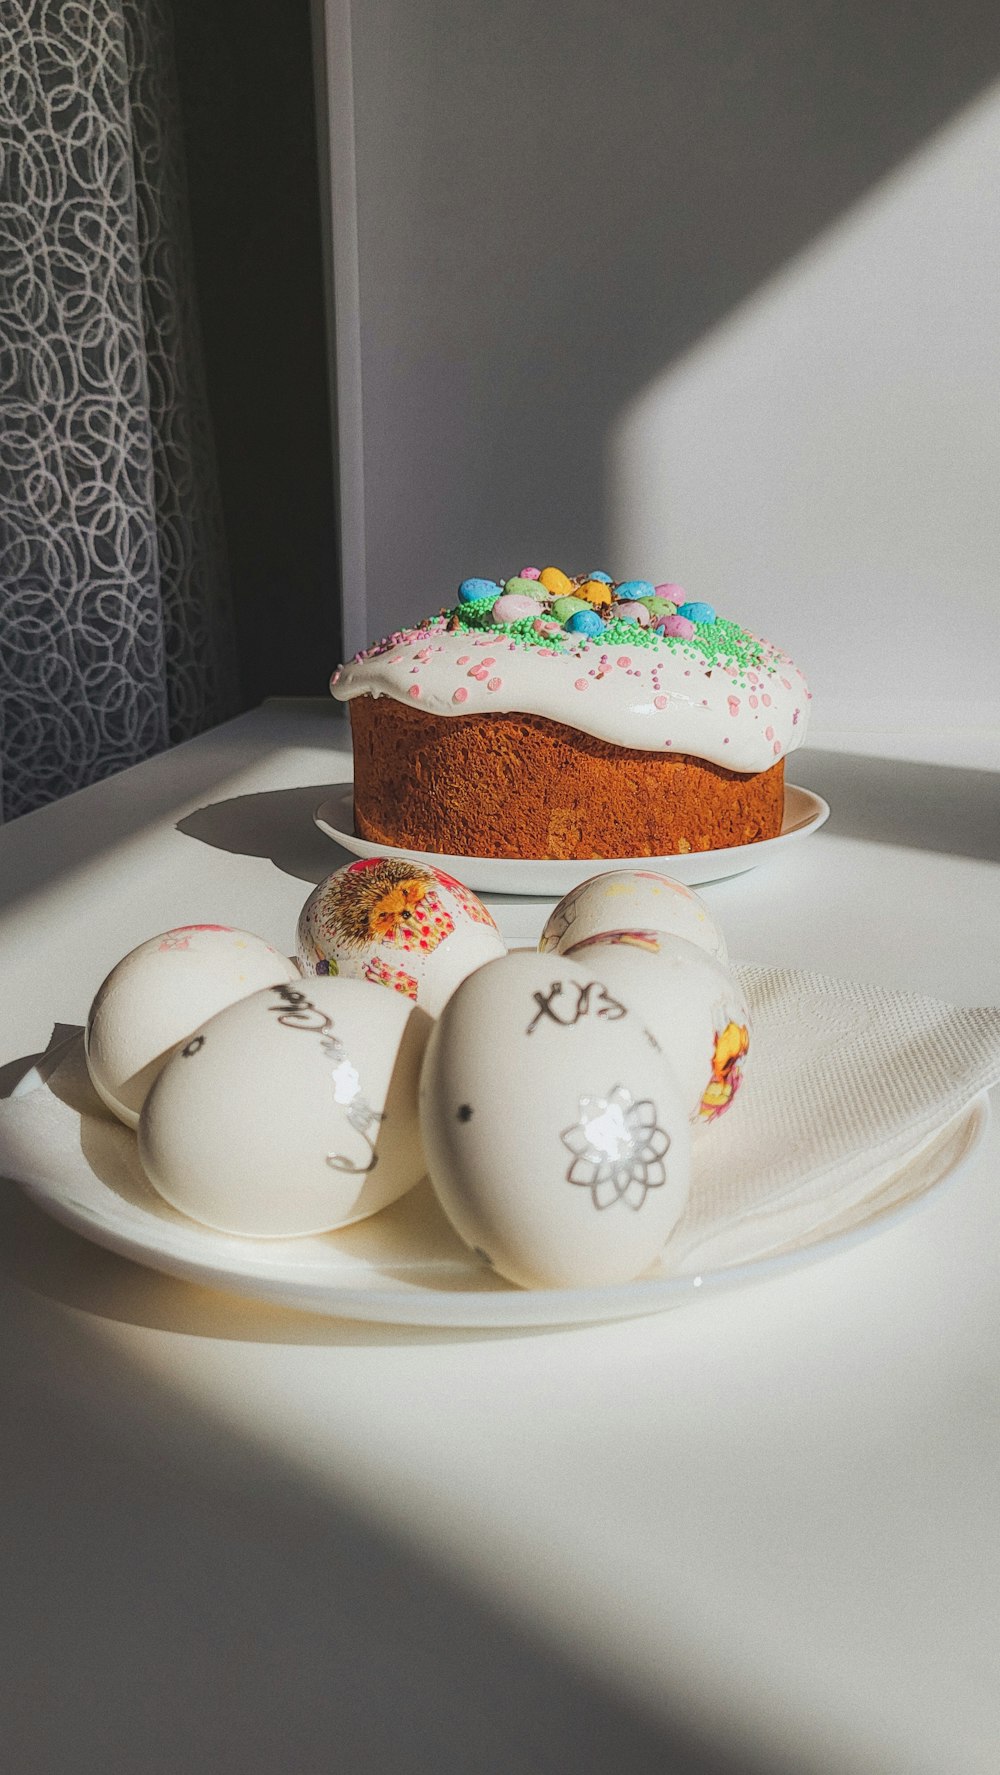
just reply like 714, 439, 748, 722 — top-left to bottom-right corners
0, 0, 238, 821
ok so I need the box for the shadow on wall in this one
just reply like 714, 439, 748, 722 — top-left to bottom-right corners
352, 0, 1000, 636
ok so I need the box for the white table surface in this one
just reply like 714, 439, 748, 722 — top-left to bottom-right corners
1, 698, 998, 1775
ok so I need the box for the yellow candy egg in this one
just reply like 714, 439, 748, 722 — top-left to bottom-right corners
539, 565, 574, 597
577, 578, 613, 606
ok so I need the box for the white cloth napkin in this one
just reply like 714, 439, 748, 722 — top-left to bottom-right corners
0, 968, 998, 1287
665, 965, 1000, 1272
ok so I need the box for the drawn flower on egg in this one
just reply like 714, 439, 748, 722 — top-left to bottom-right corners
322, 858, 455, 954
363, 955, 419, 999
561, 1084, 670, 1210
700, 1016, 750, 1120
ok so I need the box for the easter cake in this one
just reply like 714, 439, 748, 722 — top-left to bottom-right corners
330, 567, 811, 860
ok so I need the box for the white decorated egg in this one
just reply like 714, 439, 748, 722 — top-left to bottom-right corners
563, 930, 750, 1123
538, 868, 727, 965
419, 950, 691, 1289
85, 925, 299, 1129
297, 857, 506, 1016
138, 976, 430, 1236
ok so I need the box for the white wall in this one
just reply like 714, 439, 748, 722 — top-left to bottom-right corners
612, 90, 1000, 732
320, 0, 1000, 732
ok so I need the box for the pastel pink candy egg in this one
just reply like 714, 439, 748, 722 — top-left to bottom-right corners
656, 613, 695, 639
609, 599, 650, 626
518, 566, 542, 580
655, 582, 685, 599
492, 593, 542, 623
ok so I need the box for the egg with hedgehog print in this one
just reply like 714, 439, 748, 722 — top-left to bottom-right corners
296, 857, 506, 1016
418, 950, 691, 1289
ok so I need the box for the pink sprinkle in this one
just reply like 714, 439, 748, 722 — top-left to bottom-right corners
749, 695, 758, 710
487, 676, 502, 691
617, 656, 631, 669
457, 655, 469, 665
781, 677, 792, 690
773, 741, 781, 755
723, 736, 730, 744
765, 724, 774, 740
452, 687, 468, 704
408, 684, 421, 699
574, 678, 588, 691
792, 709, 800, 724
727, 696, 740, 716
654, 695, 668, 710
762, 693, 771, 707
519, 566, 541, 580
481, 656, 496, 667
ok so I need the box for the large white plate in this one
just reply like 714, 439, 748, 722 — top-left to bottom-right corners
1, 1036, 987, 1329
313, 783, 830, 895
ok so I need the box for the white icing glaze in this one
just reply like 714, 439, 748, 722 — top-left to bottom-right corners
331, 614, 811, 772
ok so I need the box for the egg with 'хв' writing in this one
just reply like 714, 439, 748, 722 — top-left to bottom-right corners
419, 950, 691, 1289
296, 857, 506, 1017
563, 930, 750, 1124
538, 868, 728, 966
138, 976, 431, 1237
85, 925, 299, 1129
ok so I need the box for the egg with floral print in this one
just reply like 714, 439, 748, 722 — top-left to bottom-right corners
419, 950, 691, 1289
538, 868, 727, 965
296, 857, 506, 1016
563, 930, 750, 1124
85, 925, 299, 1129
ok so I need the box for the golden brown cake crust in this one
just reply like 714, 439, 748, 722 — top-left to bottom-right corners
349, 696, 785, 860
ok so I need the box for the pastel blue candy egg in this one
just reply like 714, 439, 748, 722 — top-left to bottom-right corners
459, 577, 500, 603
614, 579, 655, 600
676, 600, 716, 624
565, 609, 604, 638
588, 570, 613, 583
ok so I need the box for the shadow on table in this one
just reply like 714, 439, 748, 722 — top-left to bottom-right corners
177, 782, 352, 886
801, 750, 1000, 864
0, 1283, 773, 1775
0, 1028, 532, 1351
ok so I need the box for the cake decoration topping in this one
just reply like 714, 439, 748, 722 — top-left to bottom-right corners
539, 566, 574, 596
566, 609, 604, 638
503, 576, 548, 600
492, 592, 539, 623
331, 561, 810, 773
657, 613, 695, 639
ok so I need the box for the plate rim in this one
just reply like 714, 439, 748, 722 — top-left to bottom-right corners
313, 781, 831, 894
5, 1046, 990, 1328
